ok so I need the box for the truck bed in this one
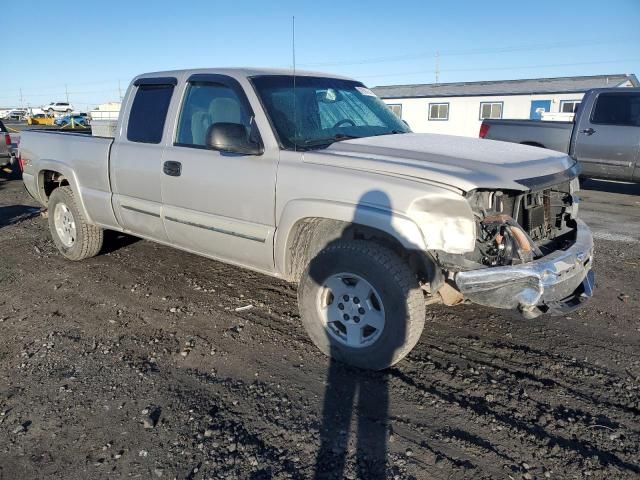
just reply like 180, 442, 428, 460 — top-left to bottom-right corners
482, 119, 573, 153
20, 129, 115, 226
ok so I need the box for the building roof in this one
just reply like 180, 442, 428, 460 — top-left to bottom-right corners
371, 74, 639, 99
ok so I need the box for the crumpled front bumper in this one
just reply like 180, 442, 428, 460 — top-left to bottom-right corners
455, 219, 594, 318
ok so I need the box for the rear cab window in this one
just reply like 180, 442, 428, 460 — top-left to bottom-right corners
127, 77, 177, 143
591, 92, 640, 127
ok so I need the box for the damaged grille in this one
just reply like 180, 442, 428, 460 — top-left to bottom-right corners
515, 181, 572, 243
467, 181, 577, 267
524, 205, 546, 236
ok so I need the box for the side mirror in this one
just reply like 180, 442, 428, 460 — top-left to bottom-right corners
205, 122, 263, 155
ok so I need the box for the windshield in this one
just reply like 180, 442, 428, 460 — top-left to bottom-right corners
251, 75, 410, 150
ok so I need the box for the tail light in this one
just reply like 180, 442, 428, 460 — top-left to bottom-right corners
4, 134, 10, 146
479, 122, 490, 138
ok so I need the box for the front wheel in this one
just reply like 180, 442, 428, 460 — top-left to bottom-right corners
298, 240, 425, 370
48, 186, 103, 260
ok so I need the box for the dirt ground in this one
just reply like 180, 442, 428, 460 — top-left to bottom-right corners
0, 169, 638, 480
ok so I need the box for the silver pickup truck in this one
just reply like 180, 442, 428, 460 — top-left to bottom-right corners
481, 88, 640, 182
18, 68, 594, 369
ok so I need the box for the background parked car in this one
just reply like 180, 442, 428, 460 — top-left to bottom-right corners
54, 114, 88, 127
3, 109, 28, 121
42, 102, 74, 114
27, 113, 55, 126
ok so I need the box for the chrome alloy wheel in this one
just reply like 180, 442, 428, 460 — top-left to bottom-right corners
317, 273, 386, 348
53, 202, 77, 248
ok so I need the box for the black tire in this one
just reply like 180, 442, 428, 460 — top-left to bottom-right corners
298, 240, 425, 370
48, 186, 103, 261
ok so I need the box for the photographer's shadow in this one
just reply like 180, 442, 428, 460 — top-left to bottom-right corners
307, 190, 421, 479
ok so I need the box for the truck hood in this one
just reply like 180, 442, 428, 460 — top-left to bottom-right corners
306, 133, 576, 192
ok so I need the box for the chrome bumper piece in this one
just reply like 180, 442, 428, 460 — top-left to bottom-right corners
455, 219, 594, 318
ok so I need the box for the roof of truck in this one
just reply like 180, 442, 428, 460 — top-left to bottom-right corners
371, 74, 640, 99
133, 67, 354, 82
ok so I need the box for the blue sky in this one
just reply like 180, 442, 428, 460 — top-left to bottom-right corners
3, 0, 639, 109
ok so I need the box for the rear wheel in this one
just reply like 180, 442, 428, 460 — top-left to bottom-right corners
48, 186, 103, 260
298, 240, 425, 370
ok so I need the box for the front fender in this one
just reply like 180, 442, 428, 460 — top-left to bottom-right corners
275, 189, 477, 277
274, 198, 427, 276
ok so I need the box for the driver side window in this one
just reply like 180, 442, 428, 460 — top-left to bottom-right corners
176, 82, 251, 148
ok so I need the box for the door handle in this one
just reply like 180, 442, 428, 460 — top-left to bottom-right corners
581, 128, 595, 136
163, 161, 182, 177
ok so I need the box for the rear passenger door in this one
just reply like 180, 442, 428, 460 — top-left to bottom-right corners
160, 74, 278, 272
574, 91, 640, 181
110, 77, 177, 242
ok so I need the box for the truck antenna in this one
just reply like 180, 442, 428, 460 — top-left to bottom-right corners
292, 15, 297, 152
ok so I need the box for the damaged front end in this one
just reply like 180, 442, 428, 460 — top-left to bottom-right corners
434, 176, 594, 318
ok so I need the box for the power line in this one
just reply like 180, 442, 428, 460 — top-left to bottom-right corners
3, 77, 134, 95
358, 58, 640, 80
3, 37, 635, 98
0, 73, 134, 102
0, 88, 122, 101
299, 39, 633, 68
1, 55, 637, 105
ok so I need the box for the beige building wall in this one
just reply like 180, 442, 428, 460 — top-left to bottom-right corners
383, 92, 586, 137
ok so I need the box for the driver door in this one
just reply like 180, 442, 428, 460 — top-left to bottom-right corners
161, 74, 278, 272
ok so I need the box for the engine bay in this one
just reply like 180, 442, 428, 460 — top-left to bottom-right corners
466, 180, 579, 267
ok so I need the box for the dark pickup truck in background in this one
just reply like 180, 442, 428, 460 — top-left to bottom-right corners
480, 88, 640, 182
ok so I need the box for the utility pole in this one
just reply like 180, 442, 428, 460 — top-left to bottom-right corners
65, 84, 69, 103
19, 88, 24, 108
118, 80, 123, 101
435, 51, 440, 84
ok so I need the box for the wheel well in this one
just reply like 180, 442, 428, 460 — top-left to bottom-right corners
39, 170, 69, 200
285, 217, 441, 289
520, 141, 546, 149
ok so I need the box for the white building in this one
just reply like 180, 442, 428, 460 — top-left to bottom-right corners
89, 102, 121, 121
373, 74, 639, 137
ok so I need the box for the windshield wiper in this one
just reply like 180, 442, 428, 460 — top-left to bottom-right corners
374, 129, 407, 136
300, 133, 360, 149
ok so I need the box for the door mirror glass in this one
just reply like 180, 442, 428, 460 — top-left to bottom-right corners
206, 122, 263, 155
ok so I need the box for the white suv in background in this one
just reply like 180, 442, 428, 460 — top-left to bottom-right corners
42, 102, 74, 114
